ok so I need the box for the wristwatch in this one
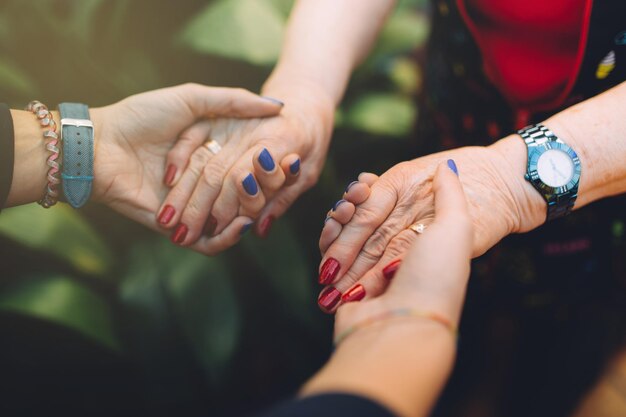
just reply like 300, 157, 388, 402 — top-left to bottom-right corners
59, 103, 94, 208
518, 123, 581, 222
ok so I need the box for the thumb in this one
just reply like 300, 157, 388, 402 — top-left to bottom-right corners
180, 83, 283, 119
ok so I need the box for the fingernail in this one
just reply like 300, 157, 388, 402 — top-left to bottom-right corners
203, 215, 218, 237
318, 287, 342, 312
382, 259, 401, 280
289, 159, 301, 175
158, 205, 176, 225
171, 223, 188, 244
242, 174, 258, 196
324, 215, 332, 225
332, 199, 346, 212
447, 159, 459, 176
163, 164, 177, 186
261, 96, 284, 107
319, 258, 341, 285
240, 222, 253, 236
342, 284, 366, 302
259, 215, 275, 238
258, 148, 275, 171
345, 180, 359, 194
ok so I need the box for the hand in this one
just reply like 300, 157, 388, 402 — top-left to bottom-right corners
154, 83, 335, 249
316, 143, 540, 313
91, 83, 283, 253
303, 164, 472, 417
332, 162, 472, 339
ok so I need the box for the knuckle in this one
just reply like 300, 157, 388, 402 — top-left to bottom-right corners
201, 165, 224, 190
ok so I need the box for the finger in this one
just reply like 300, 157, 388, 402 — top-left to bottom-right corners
280, 154, 301, 186
252, 147, 286, 195
191, 216, 255, 256
163, 120, 211, 186
180, 84, 283, 119
343, 181, 373, 205
209, 171, 266, 238
358, 172, 379, 186
391, 161, 472, 319
318, 180, 398, 286
157, 144, 221, 229
320, 218, 343, 255
329, 199, 356, 224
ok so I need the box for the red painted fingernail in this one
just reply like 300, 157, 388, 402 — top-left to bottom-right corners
171, 223, 188, 244
319, 258, 341, 285
382, 260, 401, 280
318, 287, 342, 312
259, 215, 275, 238
158, 205, 176, 225
342, 284, 365, 303
203, 215, 218, 237
163, 164, 177, 186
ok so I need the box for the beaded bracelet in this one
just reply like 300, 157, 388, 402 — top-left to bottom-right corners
333, 307, 457, 346
26, 100, 60, 208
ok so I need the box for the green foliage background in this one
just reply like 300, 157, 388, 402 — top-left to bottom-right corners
0, 0, 428, 415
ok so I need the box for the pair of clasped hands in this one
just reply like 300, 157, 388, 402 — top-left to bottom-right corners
91, 83, 517, 313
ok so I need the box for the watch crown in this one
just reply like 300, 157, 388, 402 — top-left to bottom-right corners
524, 173, 530, 180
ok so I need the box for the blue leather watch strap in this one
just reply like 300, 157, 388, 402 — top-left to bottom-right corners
59, 103, 94, 208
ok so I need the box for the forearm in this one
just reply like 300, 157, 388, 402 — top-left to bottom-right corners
6, 110, 59, 207
302, 322, 455, 417
491, 81, 626, 233
6, 108, 104, 208
262, 0, 396, 105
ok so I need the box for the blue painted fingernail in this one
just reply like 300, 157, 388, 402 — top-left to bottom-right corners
289, 159, 301, 175
242, 174, 258, 195
345, 180, 359, 193
332, 199, 346, 212
258, 148, 275, 171
447, 159, 459, 176
261, 96, 284, 107
240, 222, 253, 235
324, 215, 332, 224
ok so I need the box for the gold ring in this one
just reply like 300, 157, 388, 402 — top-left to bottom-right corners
204, 139, 222, 155
408, 223, 426, 234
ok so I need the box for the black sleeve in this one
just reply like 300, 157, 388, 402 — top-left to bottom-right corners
252, 393, 397, 417
0, 103, 15, 211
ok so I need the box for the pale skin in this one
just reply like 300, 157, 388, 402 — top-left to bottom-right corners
319, 81, 626, 312
6, 84, 286, 254
302, 162, 472, 417
159, 0, 396, 244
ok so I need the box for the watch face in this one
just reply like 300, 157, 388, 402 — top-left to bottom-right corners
536, 149, 575, 187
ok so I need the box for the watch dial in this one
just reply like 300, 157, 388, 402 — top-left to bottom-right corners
536, 149, 575, 187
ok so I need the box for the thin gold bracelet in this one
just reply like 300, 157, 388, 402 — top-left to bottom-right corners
333, 308, 457, 346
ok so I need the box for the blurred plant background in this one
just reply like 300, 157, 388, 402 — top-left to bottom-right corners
0, 0, 429, 416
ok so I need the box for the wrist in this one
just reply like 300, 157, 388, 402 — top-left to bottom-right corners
489, 135, 547, 233
86, 106, 109, 204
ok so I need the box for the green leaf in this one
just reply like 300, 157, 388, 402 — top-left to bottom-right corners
241, 219, 315, 324
343, 93, 417, 137
0, 60, 36, 96
178, 0, 286, 66
122, 238, 241, 382
164, 244, 241, 381
0, 204, 115, 276
0, 274, 119, 350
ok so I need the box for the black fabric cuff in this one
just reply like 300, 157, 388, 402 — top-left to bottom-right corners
252, 393, 397, 417
0, 104, 14, 211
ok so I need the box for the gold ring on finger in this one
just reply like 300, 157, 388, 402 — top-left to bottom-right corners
204, 139, 222, 155
408, 223, 426, 234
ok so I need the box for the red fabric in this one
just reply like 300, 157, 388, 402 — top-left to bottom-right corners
457, 0, 592, 112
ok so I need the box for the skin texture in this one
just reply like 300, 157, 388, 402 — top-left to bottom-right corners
7, 84, 283, 255
318, 81, 626, 312
303, 163, 473, 417
158, 0, 397, 245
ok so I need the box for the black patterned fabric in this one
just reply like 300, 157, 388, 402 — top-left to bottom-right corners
416, 2, 626, 416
